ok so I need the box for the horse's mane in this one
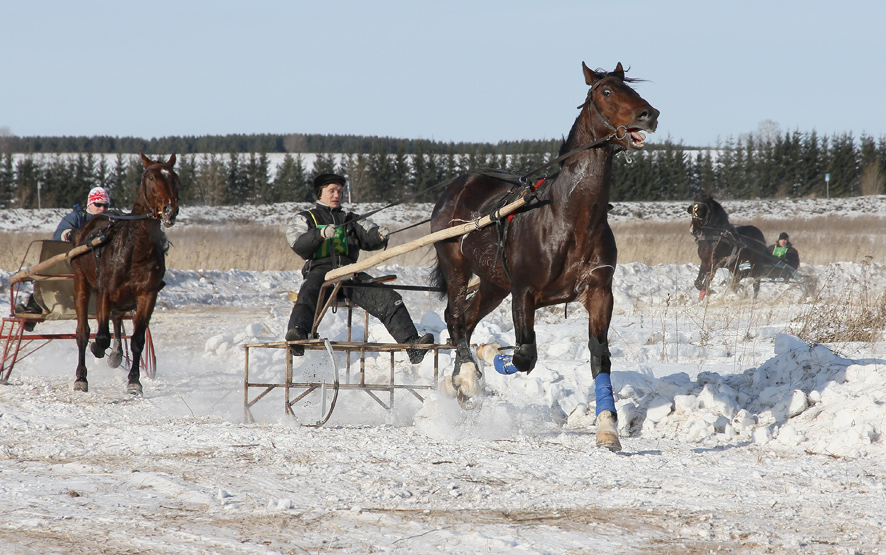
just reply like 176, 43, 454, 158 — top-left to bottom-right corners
590, 66, 644, 85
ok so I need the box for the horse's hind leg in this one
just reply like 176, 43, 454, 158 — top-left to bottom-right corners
107, 314, 124, 369
434, 244, 485, 404
447, 280, 510, 401
126, 293, 157, 396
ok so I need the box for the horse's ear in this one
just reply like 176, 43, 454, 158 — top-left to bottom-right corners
613, 62, 625, 80
582, 61, 602, 86
140, 152, 153, 169
166, 153, 176, 167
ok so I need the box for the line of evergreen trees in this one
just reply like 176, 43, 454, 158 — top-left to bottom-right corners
612, 130, 886, 201
0, 130, 884, 210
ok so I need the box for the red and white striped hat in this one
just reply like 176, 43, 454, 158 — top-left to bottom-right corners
87, 187, 110, 207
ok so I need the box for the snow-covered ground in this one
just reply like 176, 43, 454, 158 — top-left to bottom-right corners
2, 200, 886, 554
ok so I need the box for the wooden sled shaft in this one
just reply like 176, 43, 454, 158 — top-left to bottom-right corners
325, 195, 528, 282
10, 236, 105, 284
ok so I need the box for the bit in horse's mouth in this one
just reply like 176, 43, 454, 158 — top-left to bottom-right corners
628, 128, 647, 149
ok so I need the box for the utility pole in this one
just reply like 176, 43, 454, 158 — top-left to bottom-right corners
825, 173, 830, 199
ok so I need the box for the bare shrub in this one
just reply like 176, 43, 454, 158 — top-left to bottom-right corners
789, 260, 886, 344
860, 162, 885, 196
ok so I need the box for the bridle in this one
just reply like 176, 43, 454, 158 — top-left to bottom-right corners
579, 76, 631, 143
139, 163, 180, 222
519, 75, 634, 182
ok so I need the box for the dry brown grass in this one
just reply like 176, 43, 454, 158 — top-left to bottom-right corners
0, 224, 438, 272
2, 216, 883, 272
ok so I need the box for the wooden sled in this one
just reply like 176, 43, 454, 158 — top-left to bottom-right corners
2, 240, 156, 384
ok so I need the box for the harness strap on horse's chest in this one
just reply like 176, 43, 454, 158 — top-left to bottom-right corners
489, 178, 545, 285
507, 178, 546, 224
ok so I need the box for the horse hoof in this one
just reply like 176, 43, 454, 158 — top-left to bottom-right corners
457, 391, 479, 410
127, 383, 143, 396
90, 341, 106, 359
440, 375, 480, 409
595, 410, 622, 452
73, 380, 89, 392
107, 351, 123, 369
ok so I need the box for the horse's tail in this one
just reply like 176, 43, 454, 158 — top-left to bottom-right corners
429, 262, 448, 300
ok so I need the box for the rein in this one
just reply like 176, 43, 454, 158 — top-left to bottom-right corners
333, 77, 629, 233
105, 212, 156, 221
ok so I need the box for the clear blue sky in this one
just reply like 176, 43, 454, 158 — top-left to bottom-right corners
2, 1, 883, 148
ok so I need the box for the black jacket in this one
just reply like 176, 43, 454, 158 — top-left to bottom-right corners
286, 203, 387, 273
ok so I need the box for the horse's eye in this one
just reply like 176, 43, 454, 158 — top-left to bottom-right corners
149, 175, 155, 181
602, 89, 611, 97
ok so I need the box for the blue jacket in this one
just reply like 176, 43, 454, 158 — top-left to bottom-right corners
53, 205, 94, 241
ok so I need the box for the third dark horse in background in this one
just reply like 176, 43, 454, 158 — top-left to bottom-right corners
688, 194, 799, 300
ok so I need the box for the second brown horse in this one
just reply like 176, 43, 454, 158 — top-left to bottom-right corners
71, 153, 179, 395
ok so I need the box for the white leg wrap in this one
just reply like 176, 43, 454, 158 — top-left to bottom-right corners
596, 410, 622, 452
452, 361, 482, 399
440, 376, 458, 398
475, 342, 503, 365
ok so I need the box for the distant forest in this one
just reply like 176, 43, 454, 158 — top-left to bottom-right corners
0, 130, 884, 209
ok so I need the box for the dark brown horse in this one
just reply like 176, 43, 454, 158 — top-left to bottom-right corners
70, 153, 179, 394
687, 194, 769, 300
430, 62, 658, 451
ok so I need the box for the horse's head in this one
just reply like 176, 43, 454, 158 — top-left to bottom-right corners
138, 153, 180, 227
687, 194, 731, 236
581, 62, 659, 152
687, 199, 710, 236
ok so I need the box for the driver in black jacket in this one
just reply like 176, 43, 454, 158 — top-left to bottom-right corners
284, 173, 432, 362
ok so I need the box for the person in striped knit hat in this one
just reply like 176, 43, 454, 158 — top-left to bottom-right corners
53, 186, 112, 241
16, 187, 114, 321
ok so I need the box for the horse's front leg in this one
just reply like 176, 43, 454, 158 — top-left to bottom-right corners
583, 285, 620, 452
126, 293, 157, 396
73, 277, 92, 392
90, 292, 112, 359
509, 288, 538, 373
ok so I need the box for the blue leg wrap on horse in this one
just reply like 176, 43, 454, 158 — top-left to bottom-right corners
595, 373, 616, 416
